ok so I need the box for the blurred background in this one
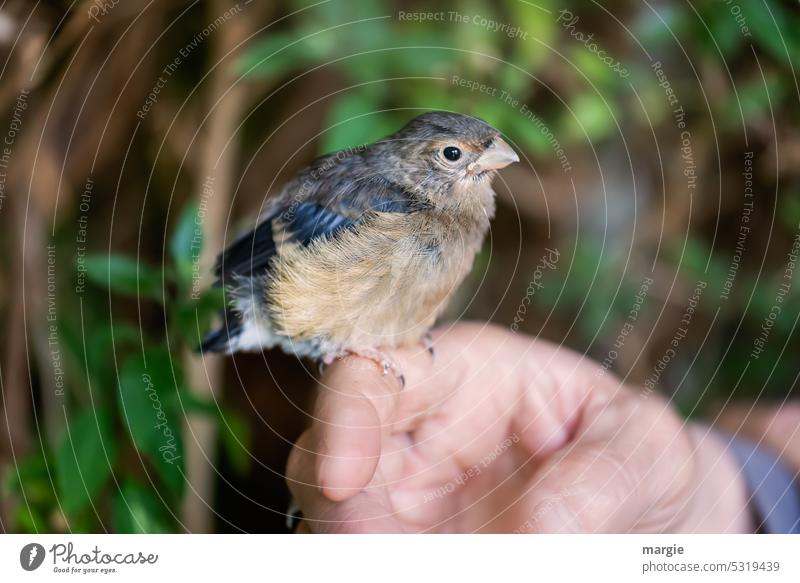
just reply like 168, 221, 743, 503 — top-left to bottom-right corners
0, 0, 798, 533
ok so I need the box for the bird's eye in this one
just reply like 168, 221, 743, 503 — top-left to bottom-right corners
442, 146, 462, 162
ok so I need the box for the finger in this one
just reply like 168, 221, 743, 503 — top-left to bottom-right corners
312, 360, 400, 500
311, 327, 470, 500
513, 393, 693, 533
287, 432, 405, 533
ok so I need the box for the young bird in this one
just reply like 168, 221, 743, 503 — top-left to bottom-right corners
201, 111, 518, 380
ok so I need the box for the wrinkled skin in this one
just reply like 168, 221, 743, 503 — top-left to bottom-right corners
287, 323, 751, 533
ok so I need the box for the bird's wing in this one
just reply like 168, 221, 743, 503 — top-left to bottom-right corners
212, 164, 428, 286
212, 213, 278, 283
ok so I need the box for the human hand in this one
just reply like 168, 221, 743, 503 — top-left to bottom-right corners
287, 322, 751, 533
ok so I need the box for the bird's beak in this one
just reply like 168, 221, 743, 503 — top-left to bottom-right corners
470, 137, 519, 174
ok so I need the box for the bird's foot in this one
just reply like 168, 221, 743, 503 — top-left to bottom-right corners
344, 347, 405, 389
423, 331, 435, 358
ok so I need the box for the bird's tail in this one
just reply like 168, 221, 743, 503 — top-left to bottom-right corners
199, 310, 243, 354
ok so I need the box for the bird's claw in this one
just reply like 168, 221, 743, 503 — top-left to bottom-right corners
377, 354, 405, 389
344, 348, 405, 389
423, 331, 435, 357
317, 349, 405, 388
382, 361, 406, 389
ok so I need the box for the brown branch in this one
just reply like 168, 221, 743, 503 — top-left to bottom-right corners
180, 0, 256, 533
0, 10, 48, 530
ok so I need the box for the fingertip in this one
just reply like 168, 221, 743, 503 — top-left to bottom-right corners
314, 398, 382, 501
320, 484, 356, 502
318, 449, 380, 501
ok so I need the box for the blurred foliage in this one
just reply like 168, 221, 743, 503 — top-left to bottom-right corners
2, 0, 800, 532
234, 0, 800, 412
3, 202, 244, 532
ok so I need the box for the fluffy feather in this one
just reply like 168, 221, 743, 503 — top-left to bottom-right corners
200, 111, 518, 364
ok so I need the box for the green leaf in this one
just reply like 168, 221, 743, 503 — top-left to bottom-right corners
152, 443, 184, 498
112, 480, 174, 533
197, 286, 225, 316
235, 30, 336, 78
724, 74, 787, 127
219, 410, 251, 475
674, 238, 710, 279
382, 39, 462, 78
781, 195, 800, 231
55, 408, 117, 515
15, 506, 47, 534
476, 97, 513, 133
170, 201, 202, 286
173, 286, 224, 347
563, 93, 616, 143
178, 388, 220, 417
692, 8, 742, 56
569, 47, 614, 88
320, 92, 394, 153
496, 66, 532, 100
118, 349, 184, 496
84, 254, 162, 300
177, 392, 250, 475
635, 5, 688, 49
2, 452, 54, 506
513, 109, 561, 157
507, 0, 555, 69
396, 78, 455, 113
739, 3, 799, 68
86, 323, 140, 391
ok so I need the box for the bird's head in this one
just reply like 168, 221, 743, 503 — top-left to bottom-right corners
373, 111, 519, 203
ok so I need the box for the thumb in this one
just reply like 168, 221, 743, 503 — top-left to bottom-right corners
309, 328, 457, 501
287, 432, 406, 533
312, 356, 403, 501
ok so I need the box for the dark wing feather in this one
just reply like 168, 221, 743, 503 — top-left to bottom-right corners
212, 202, 360, 286
202, 150, 429, 353
213, 216, 276, 282
284, 202, 359, 244
213, 154, 428, 286
199, 309, 243, 352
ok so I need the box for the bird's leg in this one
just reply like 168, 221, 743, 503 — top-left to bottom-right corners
344, 347, 405, 389
423, 331, 435, 357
